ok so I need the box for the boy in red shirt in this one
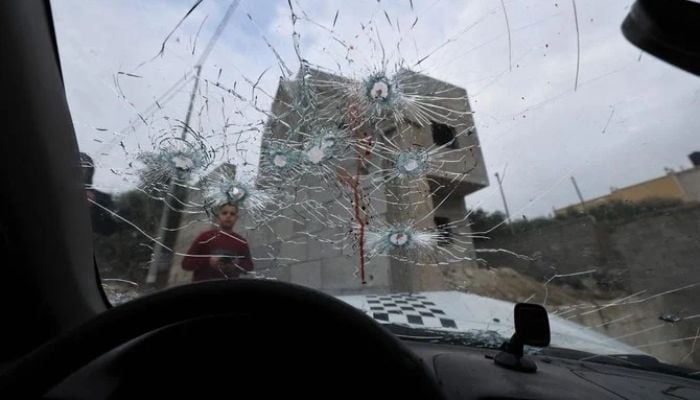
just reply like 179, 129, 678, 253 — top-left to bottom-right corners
182, 203, 254, 282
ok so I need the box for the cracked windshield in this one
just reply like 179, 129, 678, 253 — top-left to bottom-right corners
53, 0, 700, 373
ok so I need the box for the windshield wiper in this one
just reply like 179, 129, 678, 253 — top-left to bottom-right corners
382, 323, 506, 349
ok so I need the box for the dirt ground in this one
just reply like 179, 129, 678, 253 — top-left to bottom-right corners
444, 265, 619, 308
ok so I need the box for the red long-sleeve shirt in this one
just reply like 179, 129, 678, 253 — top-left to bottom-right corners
181, 229, 254, 282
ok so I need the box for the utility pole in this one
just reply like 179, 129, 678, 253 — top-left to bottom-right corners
145, 0, 241, 289
146, 66, 202, 288
570, 176, 586, 214
494, 172, 515, 234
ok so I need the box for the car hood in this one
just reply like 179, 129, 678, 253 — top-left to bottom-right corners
337, 291, 643, 356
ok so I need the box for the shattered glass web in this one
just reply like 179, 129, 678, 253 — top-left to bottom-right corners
98, 1, 484, 280
59, 0, 700, 372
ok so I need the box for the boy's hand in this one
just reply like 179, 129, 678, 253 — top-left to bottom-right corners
209, 257, 221, 267
221, 264, 239, 278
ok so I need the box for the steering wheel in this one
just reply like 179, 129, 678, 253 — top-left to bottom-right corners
0, 280, 445, 398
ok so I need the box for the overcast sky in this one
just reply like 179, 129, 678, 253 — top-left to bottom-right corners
52, 0, 700, 218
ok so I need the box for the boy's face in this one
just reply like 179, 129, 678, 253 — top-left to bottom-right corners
218, 205, 238, 230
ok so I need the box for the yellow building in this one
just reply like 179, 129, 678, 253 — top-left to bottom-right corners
555, 163, 700, 216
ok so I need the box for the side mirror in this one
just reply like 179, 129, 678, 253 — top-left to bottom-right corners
494, 303, 551, 373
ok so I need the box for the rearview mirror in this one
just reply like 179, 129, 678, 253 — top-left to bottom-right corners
514, 303, 550, 347
622, 0, 700, 77
494, 303, 551, 372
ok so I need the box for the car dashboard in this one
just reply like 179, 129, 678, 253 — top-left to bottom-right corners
46, 333, 700, 399
409, 342, 700, 399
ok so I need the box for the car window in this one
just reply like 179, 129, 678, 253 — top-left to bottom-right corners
52, 0, 700, 374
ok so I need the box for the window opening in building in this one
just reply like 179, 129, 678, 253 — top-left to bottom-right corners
434, 216, 453, 246
431, 122, 457, 148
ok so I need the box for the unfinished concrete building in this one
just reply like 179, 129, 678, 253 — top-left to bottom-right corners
244, 68, 489, 295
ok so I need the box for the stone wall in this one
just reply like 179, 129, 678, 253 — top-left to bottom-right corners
476, 218, 628, 290
609, 205, 700, 308
476, 204, 700, 368
478, 204, 700, 292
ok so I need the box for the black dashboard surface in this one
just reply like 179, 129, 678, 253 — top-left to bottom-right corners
47, 331, 700, 399
410, 342, 700, 400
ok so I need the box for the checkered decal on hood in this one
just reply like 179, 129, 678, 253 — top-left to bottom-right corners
365, 293, 458, 329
